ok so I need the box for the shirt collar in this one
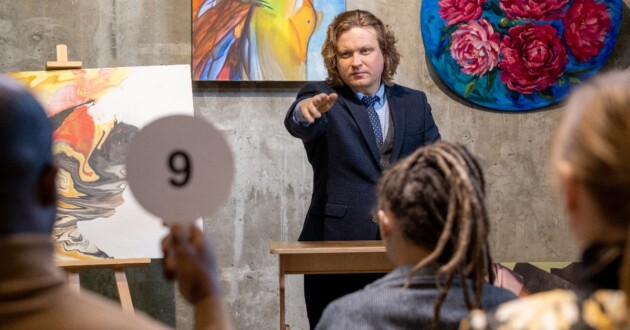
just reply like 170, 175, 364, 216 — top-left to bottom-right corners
354, 83, 386, 106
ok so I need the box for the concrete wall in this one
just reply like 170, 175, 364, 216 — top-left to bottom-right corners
1, 1, 629, 329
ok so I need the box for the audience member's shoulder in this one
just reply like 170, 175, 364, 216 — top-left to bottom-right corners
317, 292, 370, 329
462, 289, 628, 330
327, 288, 371, 313
317, 284, 386, 328
480, 283, 518, 308
63, 289, 170, 329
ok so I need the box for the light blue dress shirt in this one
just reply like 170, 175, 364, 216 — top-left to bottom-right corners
292, 83, 390, 139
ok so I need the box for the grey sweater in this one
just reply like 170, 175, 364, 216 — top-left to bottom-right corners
316, 263, 516, 330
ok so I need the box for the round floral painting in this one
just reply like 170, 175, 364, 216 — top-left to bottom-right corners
421, 0, 622, 111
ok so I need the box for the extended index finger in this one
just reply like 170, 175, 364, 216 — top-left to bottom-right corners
318, 93, 337, 113
311, 93, 329, 108
325, 93, 338, 109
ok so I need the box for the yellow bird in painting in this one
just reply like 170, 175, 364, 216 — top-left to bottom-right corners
192, 0, 322, 80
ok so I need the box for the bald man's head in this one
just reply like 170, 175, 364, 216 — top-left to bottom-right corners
0, 77, 56, 235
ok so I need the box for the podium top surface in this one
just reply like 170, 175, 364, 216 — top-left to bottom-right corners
269, 241, 386, 255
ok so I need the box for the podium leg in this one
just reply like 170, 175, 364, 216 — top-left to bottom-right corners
279, 258, 286, 330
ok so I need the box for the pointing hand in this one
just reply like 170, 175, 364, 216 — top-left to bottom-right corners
298, 93, 338, 124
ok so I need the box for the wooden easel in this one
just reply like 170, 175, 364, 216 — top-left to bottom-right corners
47, 44, 150, 316
56, 258, 152, 315
46, 44, 82, 70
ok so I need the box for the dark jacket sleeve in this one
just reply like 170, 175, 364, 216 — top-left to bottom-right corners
421, 92, 441, 144
284, 82, 334, 143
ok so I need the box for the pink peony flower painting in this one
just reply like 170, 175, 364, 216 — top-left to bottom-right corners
500, 0, 569, 21
450, 19, 501, 77
563, 0, 612, 62
421, 0, 622, 111
499, 23, 568, 94
439, 0, 487, 26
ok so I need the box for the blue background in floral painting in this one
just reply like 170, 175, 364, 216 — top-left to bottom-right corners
420, 0, 622, 111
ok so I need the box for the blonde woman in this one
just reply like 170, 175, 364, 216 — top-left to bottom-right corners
464, 70, 630, 329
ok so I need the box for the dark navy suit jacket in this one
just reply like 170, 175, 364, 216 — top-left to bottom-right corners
284, 81, 440, 241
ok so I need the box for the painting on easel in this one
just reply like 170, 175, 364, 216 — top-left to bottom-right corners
4, 65, 194, 260
192, 0, 346, 81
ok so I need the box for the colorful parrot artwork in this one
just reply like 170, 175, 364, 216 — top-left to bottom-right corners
192, 0, 345, 81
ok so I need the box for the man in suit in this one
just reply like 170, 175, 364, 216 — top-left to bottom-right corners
284, 9, 440, 328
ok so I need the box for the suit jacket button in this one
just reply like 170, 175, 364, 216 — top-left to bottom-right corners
371, 216, 378, 223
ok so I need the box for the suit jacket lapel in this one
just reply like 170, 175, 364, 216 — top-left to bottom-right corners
337, 85, 381, 164
387, 85, 406, 160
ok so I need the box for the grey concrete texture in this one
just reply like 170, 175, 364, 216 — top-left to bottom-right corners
1, 0, 629, 329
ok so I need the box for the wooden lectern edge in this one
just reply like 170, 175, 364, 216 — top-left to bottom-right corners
269, 240, 386, 254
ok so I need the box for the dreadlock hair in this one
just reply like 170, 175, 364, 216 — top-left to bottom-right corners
376, 141, 494, 330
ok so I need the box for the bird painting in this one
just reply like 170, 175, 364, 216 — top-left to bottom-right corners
192, 0, 345, 81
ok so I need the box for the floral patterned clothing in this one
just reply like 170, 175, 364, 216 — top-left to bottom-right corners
462, 289, 627, 329
462, 244, 629, 330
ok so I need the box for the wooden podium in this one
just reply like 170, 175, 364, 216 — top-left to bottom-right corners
270, 241, 394, 330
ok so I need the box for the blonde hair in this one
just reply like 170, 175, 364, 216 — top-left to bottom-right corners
321, 10, 400, 87
377, 141, 493, 330
551, 70, 630, 311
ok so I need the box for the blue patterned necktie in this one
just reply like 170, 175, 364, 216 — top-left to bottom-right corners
361, 95, 383, 147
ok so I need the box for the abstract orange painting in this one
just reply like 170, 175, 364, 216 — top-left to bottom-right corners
5, 65, 193, 260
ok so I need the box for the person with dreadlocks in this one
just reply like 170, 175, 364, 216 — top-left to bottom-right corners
463, 70, 630, 329
316, 141, 516, 330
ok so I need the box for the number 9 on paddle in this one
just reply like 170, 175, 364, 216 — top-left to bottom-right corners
125, 115, 234, 225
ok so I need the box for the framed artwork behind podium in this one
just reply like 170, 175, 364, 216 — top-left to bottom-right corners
192, 0, 345, 81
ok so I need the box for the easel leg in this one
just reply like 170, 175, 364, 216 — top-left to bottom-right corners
114, 269, 135, 315
68, 272, 81, 293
